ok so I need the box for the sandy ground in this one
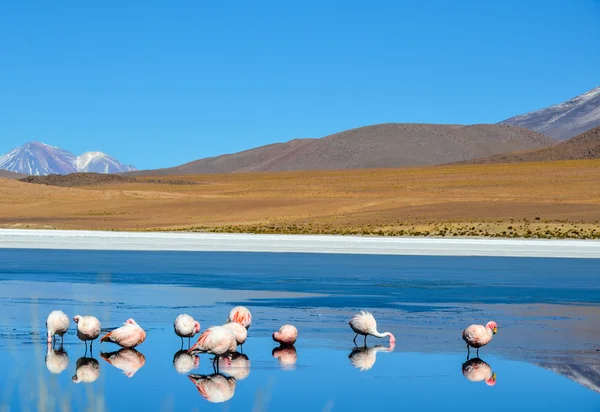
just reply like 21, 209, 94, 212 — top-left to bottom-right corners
1, 160, 600, 238
1, 229, 600, 257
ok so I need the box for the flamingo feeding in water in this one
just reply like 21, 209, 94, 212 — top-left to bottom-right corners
348, 344, 395, 371
462, 321, 498, 357
227, 306, 252, 330
72, 357, 100, 384
174, 314, 201, 348
73, 315, 101, 353
349, 311, 395, 346
188, 326, 237, 371
100, 318, 146, 348
222, 322, 247, 348
188, 373, 236, 403
46, 310, 70, 346
101, 348, 146, 378
45, 344, 69, 375
272, 324, 298, 346
462, 358, 497, 386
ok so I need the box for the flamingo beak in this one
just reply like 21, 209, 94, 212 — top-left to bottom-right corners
493, 327, 497, 334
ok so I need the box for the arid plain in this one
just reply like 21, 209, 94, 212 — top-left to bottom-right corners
2, 159, 600, 239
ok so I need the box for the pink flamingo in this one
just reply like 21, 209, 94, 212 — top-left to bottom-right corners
222, 322, 247, 348
272, 324, 298, 346
188, 373, 236, 403
73, 315, 101, 353
173, 350, 200, 374
100, 318, 146, 348
101, 348, 146, 378
188, 326, 237, 372
174, 314, 201, 348
462, 321, 498, 357
349, 311, 395, 346
226, 306, 252, 330
462, 358, 497, 386
46, 310, 70, 346
218, 352, 250, 380
272, 345, 297, 370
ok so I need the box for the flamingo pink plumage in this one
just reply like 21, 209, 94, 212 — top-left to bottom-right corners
174, 314, 201, 347
100, 318, 146, 348
272, 324, 298, 346
46, 310, 69, 345
101, 348, 146, 378
226, 306, 252, 330
462, 321, 498, 357
222, 322, 247, 346
74, 315, 101, 352
349, 311, 395, 346
72, 357, 100, 384
45, 344, 69, 374
272, 345, 298, 370
188, 373, 236, 403
348, 344, 395, 371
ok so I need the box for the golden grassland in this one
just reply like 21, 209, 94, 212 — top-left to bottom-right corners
1, 159, 600, 239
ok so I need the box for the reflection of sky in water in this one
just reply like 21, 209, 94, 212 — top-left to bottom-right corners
2, 337, 599, 411
0, 249, 599, 410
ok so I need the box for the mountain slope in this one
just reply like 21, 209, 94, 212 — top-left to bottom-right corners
463, 125, 600, 164
500, 86, 600, 141
129, 123, 555, 176
0, 142, 136, 175
0, 169, 27, 179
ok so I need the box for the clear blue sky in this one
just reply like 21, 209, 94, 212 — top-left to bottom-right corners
1, 1, 599, 169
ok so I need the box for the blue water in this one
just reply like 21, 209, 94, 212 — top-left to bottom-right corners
0, 249, 599, 411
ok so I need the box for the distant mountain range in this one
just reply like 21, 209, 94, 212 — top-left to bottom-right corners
127, 124, 554, 176
463, 125, 600, 164
500, 86, 600, 141
0, 142, 136, 175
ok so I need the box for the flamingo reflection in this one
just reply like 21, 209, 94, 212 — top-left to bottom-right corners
218, 352, 250, 380
101, 348, 146, 378
348, 344, 395, 371
272, 345, 297, 370
72, 357, 100, 383
462, 357, 497, 386
173, 349, 200, 374
45, 344, 69, 375
188, 373, 236, 403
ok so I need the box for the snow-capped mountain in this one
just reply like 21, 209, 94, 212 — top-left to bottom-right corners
0, 142, 136, 176
500, 86, 600, 141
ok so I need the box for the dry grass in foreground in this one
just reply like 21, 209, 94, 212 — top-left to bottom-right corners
1, 159, 600, 239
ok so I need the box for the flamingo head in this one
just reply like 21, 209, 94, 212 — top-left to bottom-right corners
73, 315, 82, 323
387, 333, 396, 344
485, 372, 497, 386
126, 318, 136, 325
486, 321, 498, 335
272, 332, 280, 342
194, 321, 201, 334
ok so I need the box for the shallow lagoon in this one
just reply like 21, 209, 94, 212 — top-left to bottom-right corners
0, 249, 599, 411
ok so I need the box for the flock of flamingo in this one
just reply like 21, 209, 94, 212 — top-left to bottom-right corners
45, 306, 499, 402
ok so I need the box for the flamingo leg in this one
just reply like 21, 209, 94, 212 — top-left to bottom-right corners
353, 334, 358, 345
188, 337, 191, 349
90, 339, 94, 354
84, 341, 88, 358
476, 348, 479, 358
60, 335, 64, 348
364, 335, 367, 346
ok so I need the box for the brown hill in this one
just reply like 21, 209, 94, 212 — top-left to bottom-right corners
19, 172, 197, 187
128, 123, 554, 176
465, 125, 600, 164
0, 170, 26, 179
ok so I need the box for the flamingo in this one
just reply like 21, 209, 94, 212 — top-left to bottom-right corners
100, 318, 146, 348
348, 344, 395, 372
45, 344, 69, 374
174, 314, 200, 348
462, 358, 497, 386
218, 352, 250, 380
72, 357, 100, 384
349, 311, 395, 346
46, 310, 69, 346
226, 306, 252, 330
73, 315, 101, 354
272, 324, 298, 346
188, 326, 237, 372
173, 350, 200, 374
101, 348, 146, 378
462, 321, 498, 357
188, 373, 236, 403
222, 322, 247, 348
272, 345, 297, 370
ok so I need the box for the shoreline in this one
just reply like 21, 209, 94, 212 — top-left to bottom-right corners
1, 229, 599, 258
